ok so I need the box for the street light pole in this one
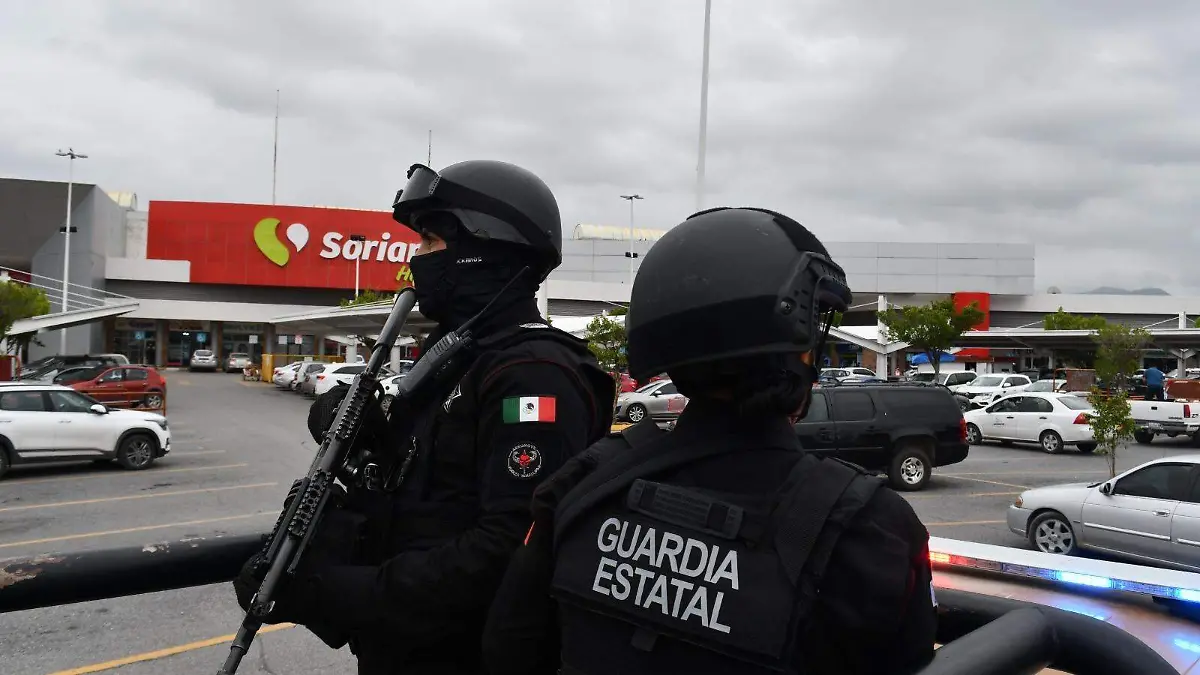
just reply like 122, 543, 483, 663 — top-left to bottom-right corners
349, 234, 367, 297
55, 148, 87, 354
695, 0, 713, 213
619, 194, 644, 286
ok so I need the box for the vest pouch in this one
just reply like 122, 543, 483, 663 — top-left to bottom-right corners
551, 482, 801, 671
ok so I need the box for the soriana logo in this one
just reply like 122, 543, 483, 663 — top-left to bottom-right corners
146, 201, 420, 291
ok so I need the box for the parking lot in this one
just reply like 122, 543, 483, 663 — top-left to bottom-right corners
3, 374, 1200, 674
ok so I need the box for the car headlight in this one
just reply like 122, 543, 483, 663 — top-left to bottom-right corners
1013, 495, 1023, 508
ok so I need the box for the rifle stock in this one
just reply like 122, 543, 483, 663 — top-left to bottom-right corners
216, 289, 417, 675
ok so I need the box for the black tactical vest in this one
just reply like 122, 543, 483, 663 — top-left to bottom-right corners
549, 420, 884, 675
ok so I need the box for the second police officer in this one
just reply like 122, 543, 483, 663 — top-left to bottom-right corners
482, 207, 938, 675
234, 160, 616, 674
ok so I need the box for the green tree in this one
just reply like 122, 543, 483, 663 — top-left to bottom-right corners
877, 299, 985, 377
1042, 307, 1108, 367
1043, 307, 1107, 331
584, 311, 627, 372
1, 280, 51, 356
1086, 323, 1150, 478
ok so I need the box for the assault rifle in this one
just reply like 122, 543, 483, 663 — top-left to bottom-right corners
217, 289, 418, 674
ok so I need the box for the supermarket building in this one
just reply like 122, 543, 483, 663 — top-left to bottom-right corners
8, 176, 1200, 372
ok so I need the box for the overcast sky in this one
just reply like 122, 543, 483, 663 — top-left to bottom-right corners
3, 1, 1200, 294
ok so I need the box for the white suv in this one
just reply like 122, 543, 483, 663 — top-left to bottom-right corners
0, 383, 171, 479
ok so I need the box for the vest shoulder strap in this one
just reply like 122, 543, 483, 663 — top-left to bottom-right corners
553, 420, 749, 543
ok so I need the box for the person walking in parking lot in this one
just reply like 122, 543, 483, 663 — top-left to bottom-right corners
1145, 365, 1166, 401
233, 159, 615, 674
481, 207, 938, 675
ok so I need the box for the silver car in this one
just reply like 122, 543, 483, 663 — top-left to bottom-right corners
189, 349, 218, 372
225, 352, 253, 373
1008, 454, 1200, 571
613, 379, 685, 423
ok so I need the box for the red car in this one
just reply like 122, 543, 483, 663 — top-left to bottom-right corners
70, 365, 167, 410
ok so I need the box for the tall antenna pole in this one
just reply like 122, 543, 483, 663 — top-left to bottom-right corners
427, 129, 432, 165
272, 89, 280, 204
695, 0, 713, 213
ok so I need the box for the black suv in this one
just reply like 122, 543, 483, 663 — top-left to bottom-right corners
795, 382, 969, 491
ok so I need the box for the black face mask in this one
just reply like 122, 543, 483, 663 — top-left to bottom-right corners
409, 238, 538, 330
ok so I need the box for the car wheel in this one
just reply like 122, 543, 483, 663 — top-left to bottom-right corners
143, 391, 164, 409
1076, 443, 1097, 453
1040, 430, 1064, 454
626, 403, 648, 423
116, 433, 157, 470
380, 394, 395, 414
0, 445, 9, 480
888, 443, 932, 492
966, 423, 983, 445
1134, 430, 1155, 445
1028, 511, 1077, 555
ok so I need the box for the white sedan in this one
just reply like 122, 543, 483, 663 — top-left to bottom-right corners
964, 391, 1097, 454
312, 364, 368, 397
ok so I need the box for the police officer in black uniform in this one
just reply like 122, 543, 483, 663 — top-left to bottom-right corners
482, 207, 938, 675
233, 159, 615, 674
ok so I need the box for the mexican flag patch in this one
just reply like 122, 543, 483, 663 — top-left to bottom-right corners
503, 396, 557, 423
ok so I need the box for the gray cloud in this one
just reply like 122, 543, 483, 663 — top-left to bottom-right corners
3, 0, 1200, 293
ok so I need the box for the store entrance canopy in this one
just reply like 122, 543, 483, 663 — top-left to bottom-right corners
950, 327, 1200, 352
9, 301, 140, 336
269, 300, 437, 338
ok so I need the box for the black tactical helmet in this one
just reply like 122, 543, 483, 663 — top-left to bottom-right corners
391, 159, 563, 281
626, 207, 853, 381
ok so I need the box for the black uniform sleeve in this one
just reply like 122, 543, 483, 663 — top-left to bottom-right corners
806, 488, 937, 674
313, 360, 596, 637
481, 521, 561, 675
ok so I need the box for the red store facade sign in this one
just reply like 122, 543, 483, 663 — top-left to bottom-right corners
146, 201, 420, 291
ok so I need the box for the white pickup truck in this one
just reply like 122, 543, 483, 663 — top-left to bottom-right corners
1129, 399, 1199, 444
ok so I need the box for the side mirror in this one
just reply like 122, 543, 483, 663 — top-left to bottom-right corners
89, 403, 108, 415
1099, 482, 1112, 495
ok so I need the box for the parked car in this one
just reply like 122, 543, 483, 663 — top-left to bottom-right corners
1129, 399, 1198, 445
1007, 455, 1200, 571
293, 362, 326, 392
1025, 378, 1067, 393
614, 379, 686, 423
963, 391, 1097, 454
69, 365, 168, 410
18, 353, 129, 382
794, 382, 969, 491
956, 373, 1034, 409
272, 361, 305, 388
50, 365, 109, 386
821, 367, 879, 382
0, 383, 170, 479
312, 364, 368, 397
378, 361, 417, 412
189, 349, 219, 372
225, 352, 253, 373
910, 370, 978, 392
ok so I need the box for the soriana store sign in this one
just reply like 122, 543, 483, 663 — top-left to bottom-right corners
146, 201, 421, 290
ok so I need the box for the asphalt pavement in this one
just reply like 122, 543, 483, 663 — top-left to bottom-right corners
3, 374, 1200, 674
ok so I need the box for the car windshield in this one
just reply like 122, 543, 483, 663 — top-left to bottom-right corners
195, 350, 213, 357
973, 376, 1004, 387
1028, 380, 1058, 391
1057, 395, 1092, 410
912, 373, 937, 382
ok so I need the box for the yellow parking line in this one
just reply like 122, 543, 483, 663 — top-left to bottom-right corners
0, 512, 276, 549
2, 463, 249, 486
0, 482, 276, 513
927, 519, 1006, 527
939, 474, 1030, 489
45, 623, 296, 675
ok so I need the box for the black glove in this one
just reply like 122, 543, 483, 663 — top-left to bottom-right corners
308, 383, 351, 443
232, 480, 360, 647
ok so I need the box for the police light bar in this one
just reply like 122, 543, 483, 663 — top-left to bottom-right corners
928, 536, 1200, 604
